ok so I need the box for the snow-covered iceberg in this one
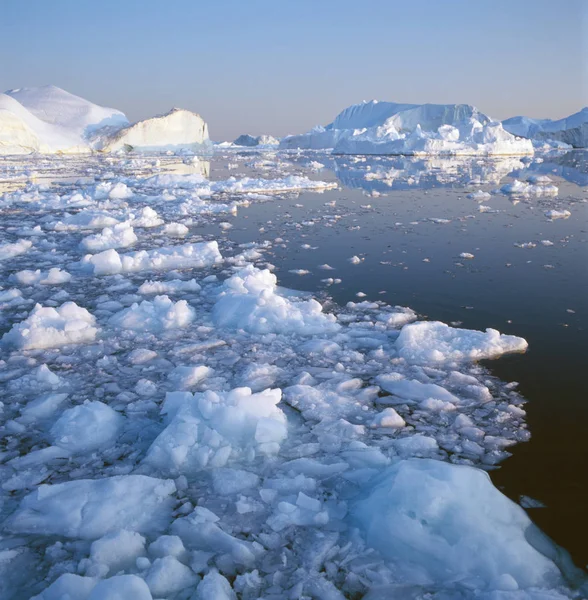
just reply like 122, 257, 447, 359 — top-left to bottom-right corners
503, 107, 588, 148
280, 100, 533, 156
98, 108, 212, 154
0, 85, 128, 155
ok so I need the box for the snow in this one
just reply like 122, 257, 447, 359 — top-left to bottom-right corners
98, 108, 212, 154
83, 241, 222, 275
7, 475, 177, 539
2, 302, 98, 350
352, 459, 562, 589
396, 321, 528, 364
281, 101, 533, 155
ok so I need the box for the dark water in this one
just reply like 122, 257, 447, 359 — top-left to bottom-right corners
210, 150, 588, 568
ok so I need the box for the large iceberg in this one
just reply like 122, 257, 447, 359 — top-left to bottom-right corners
503, 107, 588, 148
98, 107, 213, 153
233, 133, 279, 147
0, 85, 127, 155
280, 100, 533, 155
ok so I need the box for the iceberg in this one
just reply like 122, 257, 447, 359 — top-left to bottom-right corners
503, 107, 588, 148
98, 107, 212, 154
280, 100, 533, 155
0, 85, 128, 155
233, 133, 279, 147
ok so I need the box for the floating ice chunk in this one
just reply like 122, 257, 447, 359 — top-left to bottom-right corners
163, 222, 189, 237
2, 302, 97, 349
87, 575, 152, 600
19, 392, 69, 423
514, 242, 537, 249
396, 321, 528, 364
193, 570, 236, 600
144, 556, 199, 597
212, 468, 260, 495
348, 255, 362, 264
168, 365, 211, 390
88, 530, 146, 576
108, 181, 133, 199
12, 267, 71, 285
50, 401, 123, 454
52, 211, 120, 231
7, 475, 176, 539
144, 387, 287, 475
83, 241, 222, 275
212, 175, 337, 194
110, 295, 195, 332
149, 535, 187, 560
138, 278, 201, 295
501, 180, 558, 196
0, 239, 32, 261
213, 265, 339, 335
544, 209, 570, 220
541, 240, 554, 247
459, 252, 475, 259
371, 407, 405, 428
376, 307, 417, 328
80, 222, 138, 252
352, 459, 562, 589
468, 190, 492, 200
31, 574, 97, 600
130, 207, 164, 228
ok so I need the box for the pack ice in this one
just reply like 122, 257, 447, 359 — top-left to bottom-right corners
0, 151, 584, 600
280, 100, 533, 155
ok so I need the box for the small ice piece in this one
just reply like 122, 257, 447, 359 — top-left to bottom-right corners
109, 296, 195, 332
212, 468, 260, 495
219, 221, 233, 230
541, 240, 554, 246
138, 278, 201, 295
145, 556, 199, 597
371, 408, 405, 428
88, 530, 146, 575
83, 241, 222, 276
148, 535, 187, 559
213, 265, 339, 335
80, 222, 138, 253
318, 264, 335, 270
6, 475, 176, 539
12, 268, 71, 286
163, 222, 189, 237
519, 495, 547, 509
87, 575, 152, 600
351, 459, 561, 589
50, 401, 123, 454
467, 190, 491, 201
348, 255, 362, 264
514, 242, 537, 249
377, 375, 459, 404
19, 392, 69, 423
30, 574, 97, 600
544, 209, 571, 220
193, 570, 236, 600
168, 365, 211, 390
459, 252, 474, 259
130, 206, 164, 228
2, 302, 97, 350
0, 239, 32, 261
396, 321, 528, 364
289, 269, 310, 275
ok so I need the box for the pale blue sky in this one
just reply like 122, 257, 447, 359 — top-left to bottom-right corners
1, 0, 586, 140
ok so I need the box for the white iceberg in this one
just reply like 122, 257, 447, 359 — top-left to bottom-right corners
98, 107, 212, 154
280, 100, 533, 156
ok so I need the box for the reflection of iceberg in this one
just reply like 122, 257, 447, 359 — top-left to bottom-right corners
331, 155, 525, 192
511, 150, 588, 187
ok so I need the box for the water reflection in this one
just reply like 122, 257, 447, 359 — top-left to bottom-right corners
329, 150, 588, 193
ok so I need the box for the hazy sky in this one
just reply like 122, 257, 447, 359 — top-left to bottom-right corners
1, 0, 586, 140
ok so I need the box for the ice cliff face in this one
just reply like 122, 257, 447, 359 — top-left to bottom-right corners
280, 100, 533, 155
98, 108, 212, 154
